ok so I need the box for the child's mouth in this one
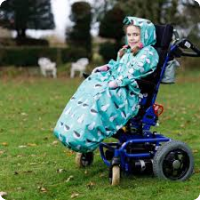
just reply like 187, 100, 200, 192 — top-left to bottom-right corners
129, 42, 137, 46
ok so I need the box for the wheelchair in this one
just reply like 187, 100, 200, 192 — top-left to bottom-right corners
75, 24, 200, 185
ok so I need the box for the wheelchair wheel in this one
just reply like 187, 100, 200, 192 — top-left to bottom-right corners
75, 152, 94, 168
153, 140, 194, 181
109, 165, 120, 186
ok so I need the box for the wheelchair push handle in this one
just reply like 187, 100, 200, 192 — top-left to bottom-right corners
174, 38, 200, 57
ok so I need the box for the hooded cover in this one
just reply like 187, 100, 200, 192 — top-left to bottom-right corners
54, 16, 159, 153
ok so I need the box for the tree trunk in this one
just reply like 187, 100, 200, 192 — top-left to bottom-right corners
17, 28, 26, 39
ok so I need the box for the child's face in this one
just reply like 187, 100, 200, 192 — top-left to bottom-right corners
126, 25, 141, 49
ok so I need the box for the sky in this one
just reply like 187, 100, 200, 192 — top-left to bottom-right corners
0, 0, 97, 41
51, 0, 72, 40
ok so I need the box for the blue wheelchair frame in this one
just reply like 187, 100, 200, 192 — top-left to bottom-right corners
99, 33, 200, 174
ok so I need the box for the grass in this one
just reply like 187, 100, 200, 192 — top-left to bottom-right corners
0, 69, 200, 200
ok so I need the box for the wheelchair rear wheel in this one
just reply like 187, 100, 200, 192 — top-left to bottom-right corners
153, 140, 194, 181
75, 152, 94, 168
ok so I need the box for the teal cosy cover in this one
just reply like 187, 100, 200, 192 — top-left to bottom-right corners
54, 16, 159, 153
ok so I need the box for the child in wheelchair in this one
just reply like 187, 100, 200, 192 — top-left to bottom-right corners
54, 16, 159, 153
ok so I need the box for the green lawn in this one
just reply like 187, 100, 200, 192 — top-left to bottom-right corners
0, 70, 200, 200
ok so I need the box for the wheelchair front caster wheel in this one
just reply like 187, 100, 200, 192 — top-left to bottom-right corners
153, 140, 194, 181
109, 165, 120, 186
75, 152, 94, 168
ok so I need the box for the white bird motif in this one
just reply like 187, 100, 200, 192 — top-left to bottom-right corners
117, 89, 122, 97
101, 104, 110, 112
145, 30, 148, 39
107, 90, 111, 97
139, 67, 145, 72
146, 58, 151, 64
64, 107, 71, 115
109, 115, 117, 122
129, 68, 134, 73
94, 93, 101, 100
138, 62, 144, 67
116, 125, 122, 130
132, 104, 136, 111
88, 122, 96, 130
77, 114, 85, 124
140, 55, 146, 59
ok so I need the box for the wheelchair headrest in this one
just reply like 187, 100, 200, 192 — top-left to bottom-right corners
154, 24, 173, 49
137, 24, 174, 95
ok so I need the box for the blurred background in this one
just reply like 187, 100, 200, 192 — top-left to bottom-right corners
0, 0, 199, 78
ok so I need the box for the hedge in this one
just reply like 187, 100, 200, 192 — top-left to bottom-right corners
99, 42, 118, 63
0, 46, 88, 66
0, 38, 49, 47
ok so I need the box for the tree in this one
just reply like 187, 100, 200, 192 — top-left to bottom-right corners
66, 1, 92, 59
180, 0, 200, 45
99, 5, 125, 42
115, 0, 182, 24
180, 0, 200, 27
0, 0, 55, 39
98, 5, 125, 62
91, 0, 117, 22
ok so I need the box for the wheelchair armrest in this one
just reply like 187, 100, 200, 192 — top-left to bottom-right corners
136, 79, 156, 93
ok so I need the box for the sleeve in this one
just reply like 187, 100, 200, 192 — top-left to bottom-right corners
115, 47, 159, 87
106, 59, 119, 71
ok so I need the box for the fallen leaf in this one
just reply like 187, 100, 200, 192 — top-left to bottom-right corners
38, 186, 47, 193
66, 175, 74, 182
99, 173, 105, 177
21, 112, 27, 116
0, 151, 5, 155
0, 192, 7, 197
176, 132, 183, 136
194, 169, 200, 174
30, 162, 37, 166
16, 187, 25, 191
52, 141, 58, 145
1, 142, 8, 146
86, 181, 96, 188
18, 145, 27, 148
27, 143, 37, 147
57, 169, 65, 173
180, 124, 185, 128
71, 192, 79, 198
193, 149, 198, 153
64, 150, 74, 156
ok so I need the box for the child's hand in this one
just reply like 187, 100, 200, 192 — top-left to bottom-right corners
108, 80, 118, 89
92, 65, 109, 74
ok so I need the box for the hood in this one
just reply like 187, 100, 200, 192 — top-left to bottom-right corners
123, 16, 156, 47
